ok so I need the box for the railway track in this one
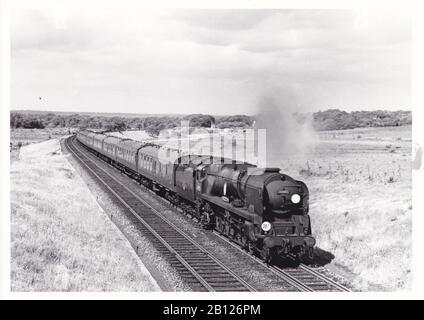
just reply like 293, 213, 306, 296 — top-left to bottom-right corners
65, 135, 351, 292
213, 232, 351, 292
65, 136, 255, 292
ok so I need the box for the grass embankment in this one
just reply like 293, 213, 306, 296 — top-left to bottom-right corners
11, 138, 160, 291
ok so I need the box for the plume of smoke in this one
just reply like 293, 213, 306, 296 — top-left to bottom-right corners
253, 95, 317, 168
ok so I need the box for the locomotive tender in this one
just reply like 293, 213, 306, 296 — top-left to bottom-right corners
76, 130, 315, 263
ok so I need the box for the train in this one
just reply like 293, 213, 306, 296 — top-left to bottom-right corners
76, 130, 315, 264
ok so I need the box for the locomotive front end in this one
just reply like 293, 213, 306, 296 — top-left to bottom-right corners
259, 171, 315, 262
201, 162, 315, 263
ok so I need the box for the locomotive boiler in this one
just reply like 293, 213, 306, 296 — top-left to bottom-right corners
190, 159, 315, 263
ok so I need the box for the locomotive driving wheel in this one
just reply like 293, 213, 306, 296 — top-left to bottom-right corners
261, 246, 272, 265
247, 241, 255, 255
215, 216, 225, 234
200, 211, 212, 229
240, 235, 249, 250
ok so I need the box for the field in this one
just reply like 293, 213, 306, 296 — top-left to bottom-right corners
10, 128, 77, 163
283, 126, 412, 291
10, 138, 160, 291
10, 128, 76, 147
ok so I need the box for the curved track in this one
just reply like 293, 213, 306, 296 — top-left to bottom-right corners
66, 135, 351, 292
65, 136, 255, 292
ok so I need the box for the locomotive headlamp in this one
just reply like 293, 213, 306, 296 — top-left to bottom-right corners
261, 221, 272, 232
291, 194, 301, 204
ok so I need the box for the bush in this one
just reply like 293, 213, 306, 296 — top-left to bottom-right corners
182, 114, 215, 128
313, 109, 411, 131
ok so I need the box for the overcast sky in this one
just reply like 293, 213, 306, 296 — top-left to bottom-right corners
11, 1, 411, 115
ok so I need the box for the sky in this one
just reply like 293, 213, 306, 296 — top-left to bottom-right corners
10, 1, 411, 115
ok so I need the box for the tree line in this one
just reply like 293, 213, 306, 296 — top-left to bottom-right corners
10, 109, 411, 134
310, 109, 411, 130
10, 112, 253, 136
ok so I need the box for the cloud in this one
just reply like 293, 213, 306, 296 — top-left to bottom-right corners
11, 5, 411, 114
170, 9, 275, 31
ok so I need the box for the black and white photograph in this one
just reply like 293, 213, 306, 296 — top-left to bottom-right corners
1, 0, 424, 301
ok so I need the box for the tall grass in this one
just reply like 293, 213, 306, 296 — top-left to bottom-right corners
11, 139, 160, 291
280, 129, 412, 291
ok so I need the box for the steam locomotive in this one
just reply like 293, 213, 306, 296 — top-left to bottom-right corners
76, 130, 315, 264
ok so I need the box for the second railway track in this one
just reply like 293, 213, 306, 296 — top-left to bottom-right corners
65, 135, 351, 292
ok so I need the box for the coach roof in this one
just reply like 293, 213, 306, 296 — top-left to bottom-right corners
118, 139, 144, 152
103, 135, 124, 146
92, 133, 108, 140
139, 144, 181, 163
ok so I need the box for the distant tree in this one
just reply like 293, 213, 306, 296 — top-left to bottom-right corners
104, 117, 127, 132
215, 115, 253, 128
21, 117, 45, 129
183, 114, 215, 128
10, 113, 24, 128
